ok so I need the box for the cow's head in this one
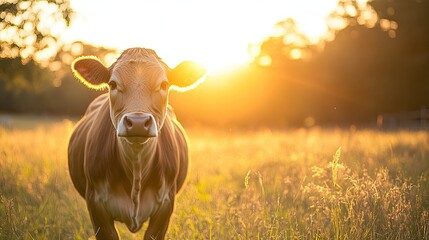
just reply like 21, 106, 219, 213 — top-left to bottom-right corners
71, 48, 206, 143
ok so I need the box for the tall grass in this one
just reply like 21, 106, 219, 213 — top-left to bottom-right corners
0, 121, 428, 239
0, 121, 92, 239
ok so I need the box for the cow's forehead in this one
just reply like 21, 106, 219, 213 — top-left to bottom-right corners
111, 48, 166, 71
116, 48, 160, 62
110, 48, 167, 81
112, 62, 167, 86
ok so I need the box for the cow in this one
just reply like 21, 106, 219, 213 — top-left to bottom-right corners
68, 48, 206, 240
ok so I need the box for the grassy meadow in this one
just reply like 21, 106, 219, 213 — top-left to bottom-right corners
0, 116, 428, 239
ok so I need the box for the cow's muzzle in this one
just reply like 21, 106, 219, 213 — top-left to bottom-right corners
117, 112, 158, 138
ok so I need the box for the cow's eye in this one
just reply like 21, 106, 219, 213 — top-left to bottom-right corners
108, 81, 117, 90
160, 81, 170, 92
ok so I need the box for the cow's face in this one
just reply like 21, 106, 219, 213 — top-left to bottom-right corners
71, 48, 206, 144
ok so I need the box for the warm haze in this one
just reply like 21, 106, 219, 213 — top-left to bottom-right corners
61, 0, 340, 73
1, 0, 429, 239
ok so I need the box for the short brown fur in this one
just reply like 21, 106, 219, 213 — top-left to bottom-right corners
68, 48, 199, 240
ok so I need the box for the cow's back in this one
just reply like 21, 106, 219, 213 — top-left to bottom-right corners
68, 94, 109, 198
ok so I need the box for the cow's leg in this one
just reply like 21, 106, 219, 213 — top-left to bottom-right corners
86, 191, 119, 240
144, 199, 174, 240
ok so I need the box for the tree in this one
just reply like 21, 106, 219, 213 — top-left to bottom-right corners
0, 41, 117, 115
50, 41, 118, 86
0, 0, 73, 62
251, 0, 429, 125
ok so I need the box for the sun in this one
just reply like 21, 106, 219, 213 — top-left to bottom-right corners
64, 0, 341, 73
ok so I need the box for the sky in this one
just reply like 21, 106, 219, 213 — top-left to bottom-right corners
62, 0, 339, 72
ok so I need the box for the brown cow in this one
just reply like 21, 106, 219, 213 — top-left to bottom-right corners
68, 48, 206, 239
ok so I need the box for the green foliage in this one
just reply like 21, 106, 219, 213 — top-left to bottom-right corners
0, 58, 53, 92
0, 0, 73, 60
0, 42, 116, 115
245, 0, 429, 125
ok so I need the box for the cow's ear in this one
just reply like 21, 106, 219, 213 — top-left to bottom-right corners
71, 56, 110, 90
168, 61, 207, 91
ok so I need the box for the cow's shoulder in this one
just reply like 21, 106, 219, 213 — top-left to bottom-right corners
85, 93, 109, 116
83, 96, 123, 185
68, 94, 111, 196
68, 94, 129, 196
162, 105, 188, 146
152, 106, 188, 187
69, 94, 109, 147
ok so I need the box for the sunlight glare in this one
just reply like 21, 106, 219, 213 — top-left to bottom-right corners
64, 0, 341, 73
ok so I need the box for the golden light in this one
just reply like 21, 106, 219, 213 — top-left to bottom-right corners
258, 55, 272, 67
61, 0, 362, 73
289, 49, 302, 60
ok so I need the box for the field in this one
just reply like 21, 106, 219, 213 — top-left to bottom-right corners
0, 116, 428, 239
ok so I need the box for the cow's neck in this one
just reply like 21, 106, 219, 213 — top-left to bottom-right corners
117, 137, 158, 227
117, 137, 157, 186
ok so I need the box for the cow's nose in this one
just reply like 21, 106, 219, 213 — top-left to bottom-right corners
117, 112, 158, 138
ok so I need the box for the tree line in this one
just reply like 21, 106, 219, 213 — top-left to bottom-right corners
1, 0, 428, 127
